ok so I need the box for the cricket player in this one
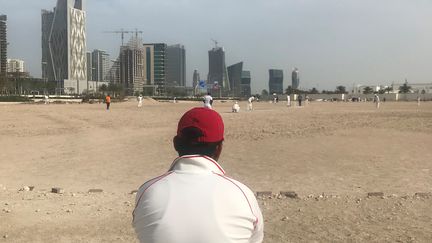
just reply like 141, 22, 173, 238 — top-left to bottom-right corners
374, 94, 380, 109
137, 95, 143, 108
105, 94, 111, 110
133, 108, 264, 243
287, 95, 291, 107
44, 95, 49, 105
247, 96, 255, 111
232, 101, 240, 113
203, 92, 213, 109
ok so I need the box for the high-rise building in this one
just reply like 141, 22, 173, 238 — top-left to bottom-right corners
165, 44, 186, 87
91, 49, 110, 82
192, 69, 200, 88
0, 15, 7, 76
292, 68, 300, 89
119, 38, 146, 94
241, 70, 251, 97
208, 47, 229, 92
7, 59, 25, 73
227, 62, 243, 97
269, 69, 284, 94
41, 0, 87, 93
143, 43, 166, 94
86, 52, 92, 81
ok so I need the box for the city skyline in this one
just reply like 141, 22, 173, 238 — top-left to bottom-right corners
2, 0, 432, 93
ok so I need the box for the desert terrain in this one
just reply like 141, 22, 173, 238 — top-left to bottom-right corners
0, 99, 431, 242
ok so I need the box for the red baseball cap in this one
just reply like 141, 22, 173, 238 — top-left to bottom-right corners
177, 107, 224, 143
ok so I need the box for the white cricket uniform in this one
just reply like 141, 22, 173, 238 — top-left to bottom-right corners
375, 95, 380, 109
203, 95, 213, 109
44, 95, 49, 104
133, 155, 264, 243
232, 102, 240, 112
138, 96, 143, 107
287, 95, 291, 106
247, 97, 255, 111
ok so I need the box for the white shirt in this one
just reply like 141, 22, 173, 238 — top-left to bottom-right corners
248, 97, 255, 103
203, 95, 213, 108
133, 155, 264, 243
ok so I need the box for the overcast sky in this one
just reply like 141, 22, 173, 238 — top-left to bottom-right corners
2, 0, 432, 93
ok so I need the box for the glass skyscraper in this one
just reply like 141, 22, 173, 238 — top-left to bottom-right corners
227, 62, 243, 97
0, 15, 7, 77
165, 44, 186, 87
207, 47, 230, 92
269, 69, 284, 94
292, 68, 300, 89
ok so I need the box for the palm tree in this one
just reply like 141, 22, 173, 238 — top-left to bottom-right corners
335, 85, 347, 94
363, 86, 373, 94
399, 83, 411, 93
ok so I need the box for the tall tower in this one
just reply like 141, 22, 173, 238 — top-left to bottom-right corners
291, 68, 300, 90
0, 15, 7, 77
42, 0, 87, 93
207, 47, 229, 93
269, 69, 284, 94
227, 62, 243, 97
91, 49, 110, 82
165, 44, 186, 87
143, 43, 167, 94
192, 69, 200, 88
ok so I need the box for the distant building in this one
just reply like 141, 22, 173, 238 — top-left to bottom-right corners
269, 69, 284, 94
165, 44, 186, 87
119, 38, 146, 94
292, 68, 300, 89
227, 62, 243, 97
7, 59, 25, 73
86, 52, 92, 81
41, 0, 87, 94
208, 47, 230, 92
192, 69, 200, 88
241, 70, 251, 97
91, 49, 110, 82
0, 15, 6, 76
143, 43, 167, 94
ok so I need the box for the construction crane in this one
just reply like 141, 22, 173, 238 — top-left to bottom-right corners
211, 39, 219, 48
104, 29, 143, 46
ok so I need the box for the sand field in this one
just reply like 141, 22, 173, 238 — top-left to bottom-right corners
0, 100, 431, 242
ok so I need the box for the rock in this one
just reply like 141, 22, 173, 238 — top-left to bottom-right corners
367, 192, 384, 197
29, 186, 35, 191
277, 194, 283, 199
281, 216, 289, 221
280, 191, 298, 199
256, 191, 272, 198
414, 192, 432, 199
66, 209, 72, 213
35, 209, 40, 213
130, 190, 138, 194
51, 187, 64, 194
88, 189, 103, 193
3, 234, 8, 239
19, 186, 30, 192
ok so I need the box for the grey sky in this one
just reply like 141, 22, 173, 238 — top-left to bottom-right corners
2, 0, 431, 93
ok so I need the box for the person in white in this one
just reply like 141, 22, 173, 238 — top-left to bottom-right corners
137, 95, 143, 108
44, 95, 49, 105
374, 94, 380, 109
232, 101, 240, 113
203, 92, 213, 109
287, 95, 291, 107
417, 96, 421, 106
133, 108, 264, 243
247, 96, 255, 111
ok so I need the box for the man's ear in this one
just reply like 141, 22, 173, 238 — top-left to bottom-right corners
213, 142, 223, 161
173, 136, 180, 152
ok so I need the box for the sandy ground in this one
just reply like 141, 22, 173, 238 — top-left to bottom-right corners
0, 100, 431, 242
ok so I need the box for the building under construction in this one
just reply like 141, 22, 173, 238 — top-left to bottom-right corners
118, 37, 146, 95
0, 15, 7, 77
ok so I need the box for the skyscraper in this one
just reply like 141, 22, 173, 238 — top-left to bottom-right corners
208, 47, 229, 92
269, 69, 284, 94
292, 68, 300, 89
143, 43, 167, 94
41, 0, 87, 93
6, 59, 25, 73
192, 69, 200, 89
91, 49, 110, 82
0, 15, 7, 77
227, 62, 243, 97
241, 71, 251, 97
119, 38, 146, 94
165, 44, 186, 87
